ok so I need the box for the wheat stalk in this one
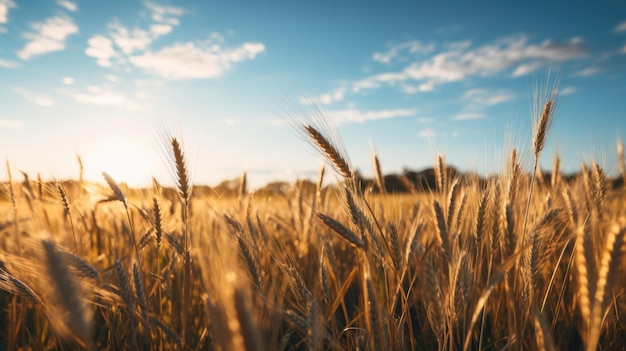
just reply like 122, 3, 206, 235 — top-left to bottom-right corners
42, 238, 91, 346
372, 147, 386, 194
618, 140, 626, 185
587, 224, 626, 351
0, 269, 42, 305
56, 182, 79, 254
304, 125, 352, 179
318, 213, 365, 249
521, 78, 559, 260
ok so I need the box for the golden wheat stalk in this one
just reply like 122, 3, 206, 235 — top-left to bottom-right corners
42, 238, 91, 346
619, 140, 626, 184
587, 224, 626, 351
521, 79, 559, 256
317, 213, 365, 249
304, 125, 352, 179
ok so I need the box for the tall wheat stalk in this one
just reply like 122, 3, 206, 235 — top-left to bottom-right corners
521, 78, 558, 253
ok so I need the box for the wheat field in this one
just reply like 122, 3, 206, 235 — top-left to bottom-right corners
1, 92, 626, 350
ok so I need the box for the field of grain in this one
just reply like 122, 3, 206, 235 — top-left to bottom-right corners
1, 93, 626, 350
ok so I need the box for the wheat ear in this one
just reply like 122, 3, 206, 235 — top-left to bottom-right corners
304, 125, 352, 179
522, 80, 558, 254
372, 147, 386, 194
42, 239, 91, 346
318, 213, 365, 249
618, 140, 626, 185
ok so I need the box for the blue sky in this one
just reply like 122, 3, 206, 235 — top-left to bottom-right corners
1, 0, 626, 188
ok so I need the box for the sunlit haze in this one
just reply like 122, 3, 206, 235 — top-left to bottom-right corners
1, 1, 626, 188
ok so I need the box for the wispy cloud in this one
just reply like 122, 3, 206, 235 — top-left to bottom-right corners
372, 40, 435, 64
106, 74, 121, 82
84, 2, 264, 80
72, 85, 141, 110
144, 1, 184, 25
0, 0, 16, 32
560, 86, 577, 95
613, 21, 626, 33
364, 36, 585, 90
328, 107, 415, 123
17, 15, 78, 60
452, 112, 484, 121
129, 41, 265, 79
399, 81, 435, 94
62, 76, 74, 85
86, 2, 183, 61
573, 66, 600, 76
150, 24, 173, 37
512, 61, 546, 77
109, 20, 152, 54
462, 88, 516, 107
13, 87, 55, 106
144, 1, 183, 36
299, 87, 347, 105
417, 127, 436, 139
0, 119, 25, 128
0, 58, 19, 68
56, 0, 77, 12
318, 35, 587, 104
452, 88, 515, 121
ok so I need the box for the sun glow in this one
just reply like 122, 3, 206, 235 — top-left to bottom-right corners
82, 137, 160, 187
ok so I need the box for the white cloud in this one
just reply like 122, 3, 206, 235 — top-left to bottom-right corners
150, 24, 173, 37
404, 36, 585, 82
417, 127, 436, 139
129, 41, 265, 79
300, 87, 347, 105
0, 58, 19, 67
328, 108, 415, 123
18, 15, 78, 60
0, 119, 25, 128
400, 81, 435, 94
84, 2, 263, 81
452, 112, 484, 120
56, 0, 77, 12
573, 67, 600, 76
560, 86, 576, 95
512, 61, 545, 77
109, 21, 152, 54
14, 87, 55, 106
453, 88, 515, 122
144, 1, 184, 24
320, 35, 588, 103
373, 40, 435, 64
462, 88, 515, 106
106, 74, 121, 82
62, 76, 74, 85
73, 85, 141, 110
614, 21, 626, 33
85, 35, 119, 67
0, 0, 16, 25
18, 38, 64, 60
